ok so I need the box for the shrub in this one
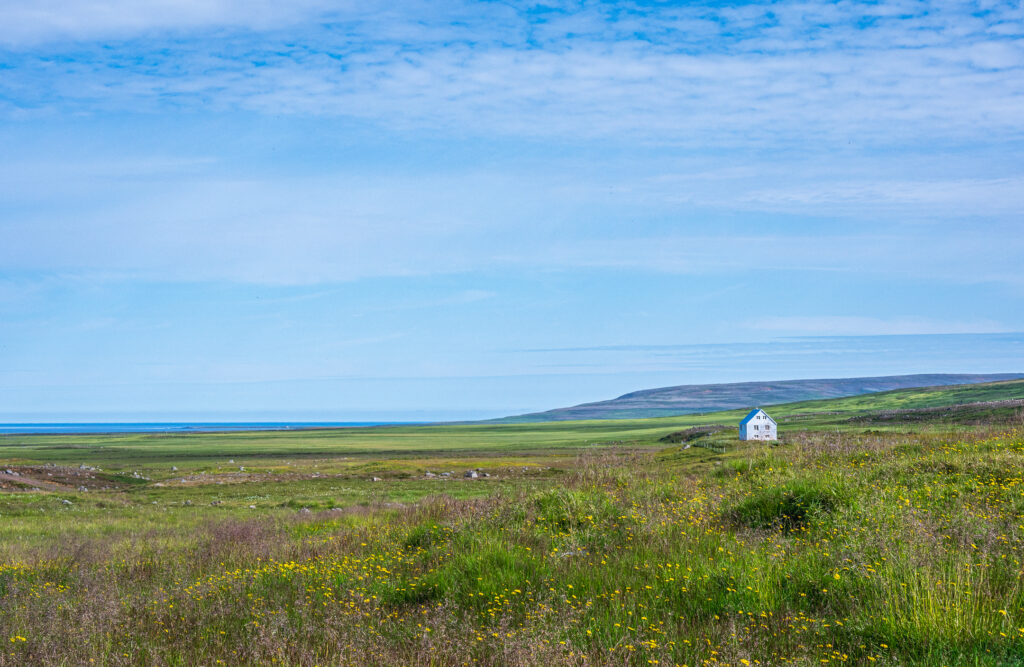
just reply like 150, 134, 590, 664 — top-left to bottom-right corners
726, 480, 848, 531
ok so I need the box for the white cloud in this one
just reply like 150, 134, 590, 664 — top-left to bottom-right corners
499, 231, 1024, 289
738, 177, 1024, 215
0, 1, 1022, 288
748, 316, 1012, 336
0, 0, 340, 46
1, 1, 1022, 147
0, 166, 553, 284
1, 148, 1022, 286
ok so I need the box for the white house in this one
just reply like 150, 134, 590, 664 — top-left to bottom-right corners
739, 408, 777, 441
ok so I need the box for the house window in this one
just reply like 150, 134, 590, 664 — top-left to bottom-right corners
754, 425, 759, 430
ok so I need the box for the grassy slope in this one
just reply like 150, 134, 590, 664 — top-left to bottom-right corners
501, 373, 1024, 422
1, 380, 1023, 665
2, 379, 1022, 468
778, 379, 1024, 414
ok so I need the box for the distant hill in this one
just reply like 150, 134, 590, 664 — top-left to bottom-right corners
499, 373, 1024, 422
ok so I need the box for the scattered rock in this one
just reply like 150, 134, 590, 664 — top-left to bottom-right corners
229, 460, 235, 464
61, 499, 72, 506
77, 486, 88, 492
424, 471, 436, 478
183, 500, 192, 506
248, 505, 256, 509
464, 470, 479, 478
171, 466, 178, 472
440, 472, 451, 477
153, 483, 165, 487
210, 501, 222, 506
371, 477, 383, 482
299, 507, 312, 514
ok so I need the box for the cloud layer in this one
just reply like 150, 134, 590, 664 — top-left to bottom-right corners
2, 152, 1022, 286
0, 0, 337, 44
2, 1, 1023, 147
2, 2, 1023, 416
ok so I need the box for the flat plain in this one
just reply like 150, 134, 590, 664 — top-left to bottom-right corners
2, 380, 1024, 665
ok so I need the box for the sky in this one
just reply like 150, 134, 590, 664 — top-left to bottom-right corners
1, 0, 1023, 421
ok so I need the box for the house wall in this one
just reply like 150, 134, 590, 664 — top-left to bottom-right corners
740, 410, 777, 440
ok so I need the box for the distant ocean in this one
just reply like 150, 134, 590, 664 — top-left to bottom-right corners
0, 422, 419, 435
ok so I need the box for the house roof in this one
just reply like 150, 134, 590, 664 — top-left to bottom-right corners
740, 408, 775, 425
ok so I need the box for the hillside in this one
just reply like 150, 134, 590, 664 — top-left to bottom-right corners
500, 372, 1024, 422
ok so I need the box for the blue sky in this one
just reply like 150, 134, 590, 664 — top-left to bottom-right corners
1, 0, 1023, 420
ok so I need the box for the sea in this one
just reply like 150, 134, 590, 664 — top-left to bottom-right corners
0, 422, 419, 435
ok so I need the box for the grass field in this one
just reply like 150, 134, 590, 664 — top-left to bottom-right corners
2, 380, 1024, 665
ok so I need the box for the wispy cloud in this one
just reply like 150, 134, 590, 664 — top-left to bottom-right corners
0, 0, 339, 45
748, 316, 1012, 337
737, 177, 1024, 216
501, 232, 1024, 288
2, 155, 1022, 286
2, 2, 1021, 289
2, 2, 1022, 417
2, 1, 1023, 147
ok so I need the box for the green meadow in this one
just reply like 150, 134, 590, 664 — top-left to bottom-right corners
2, 380, 1024, 665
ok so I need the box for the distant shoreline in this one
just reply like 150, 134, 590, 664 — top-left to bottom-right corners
0, 422, 425, 435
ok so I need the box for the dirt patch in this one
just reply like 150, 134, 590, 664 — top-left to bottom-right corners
0, 468, 67, 491
0, 465, 136, 492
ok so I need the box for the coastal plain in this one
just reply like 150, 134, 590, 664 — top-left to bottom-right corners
2, 380, 1024, 665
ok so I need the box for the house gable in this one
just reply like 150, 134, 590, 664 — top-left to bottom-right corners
741, 409, 776, 424
739, 408, 777, 440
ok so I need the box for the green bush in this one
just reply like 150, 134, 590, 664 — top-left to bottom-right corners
726, 480, 848, 531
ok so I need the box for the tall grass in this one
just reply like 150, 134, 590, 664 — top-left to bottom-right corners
2, 428, 1023, 664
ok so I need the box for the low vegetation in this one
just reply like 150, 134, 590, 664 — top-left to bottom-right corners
2, 381, 1024, 665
